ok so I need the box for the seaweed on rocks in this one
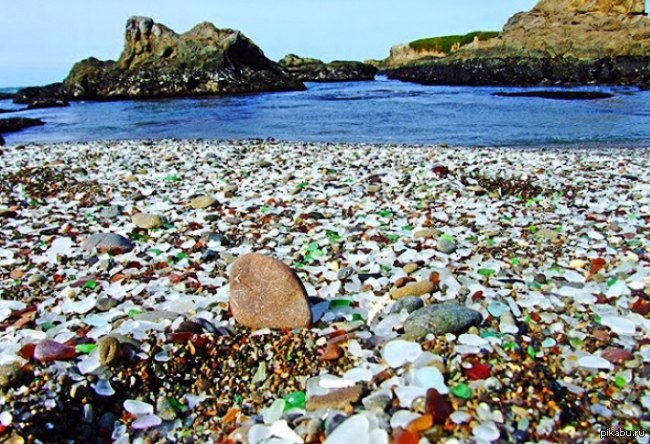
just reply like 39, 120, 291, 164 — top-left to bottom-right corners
0, 166, 101, 204
459, 171, 575, 200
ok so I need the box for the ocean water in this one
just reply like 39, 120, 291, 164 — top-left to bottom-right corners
2, 77, 650, 147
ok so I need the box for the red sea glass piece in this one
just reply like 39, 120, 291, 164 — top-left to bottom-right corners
589, 258, 606, 274
631, 298, 650, 316
167, 332, 194, 343
18, 343, 36, 360
465, 362, 491, 380
33, 339, 77, 362
471, 290, 484, 301
432, 164, 449, 177
425, 388, 453, 425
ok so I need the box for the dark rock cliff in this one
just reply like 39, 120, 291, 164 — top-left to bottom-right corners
16, 17, 305, 104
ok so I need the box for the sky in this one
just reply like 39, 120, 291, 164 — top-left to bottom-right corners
1, 0, 544, 87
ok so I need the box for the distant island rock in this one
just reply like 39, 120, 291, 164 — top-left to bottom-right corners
386, 0, 650, 86
367, 32, 499, 69
278, 54, 377, 82
15, 16, 305, 104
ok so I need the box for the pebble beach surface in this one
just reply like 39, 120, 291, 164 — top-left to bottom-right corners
0, 139, 649, 443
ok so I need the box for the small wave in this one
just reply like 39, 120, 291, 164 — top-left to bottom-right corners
316, 90, 427, 101
134, 120, 180, 127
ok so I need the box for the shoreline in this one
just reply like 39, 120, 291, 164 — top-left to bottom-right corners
0, 139, 648, 442
3, 137, 650, 153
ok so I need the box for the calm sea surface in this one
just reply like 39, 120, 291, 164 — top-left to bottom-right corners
2, 76, 650, 147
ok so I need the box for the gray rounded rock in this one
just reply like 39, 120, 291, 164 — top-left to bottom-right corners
99, 205, 124, 220
390, 295, 424, 314
436, 239, 457, 254
82, 233, 134, 254
95, 296, 118, 312
403, 303, 483, 339
336, 266, 354, 280
200, 231, 228, 246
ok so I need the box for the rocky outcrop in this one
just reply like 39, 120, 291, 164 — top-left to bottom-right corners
279, 54, 377, 82
0, 118, 45, 137
481, 0, 650, 58
387, 0, 650, 86
370, 32, 498, 69
389, 56, 650, 86
367, 44, 445, 70
15, 17, 304, 104
15, 83, 67, 105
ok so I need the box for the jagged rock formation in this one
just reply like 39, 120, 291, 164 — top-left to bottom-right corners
387, 0, 650, 86
279, 54, 377, 82
16, 17, 304, 104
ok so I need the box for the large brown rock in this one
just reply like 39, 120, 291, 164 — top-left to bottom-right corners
477, 0, 650, 58
534, 0, 645, 15
387, 0, 650, 85
229, 253, 311, 329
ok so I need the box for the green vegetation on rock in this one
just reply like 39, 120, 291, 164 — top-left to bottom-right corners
409, 31, 499, 53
